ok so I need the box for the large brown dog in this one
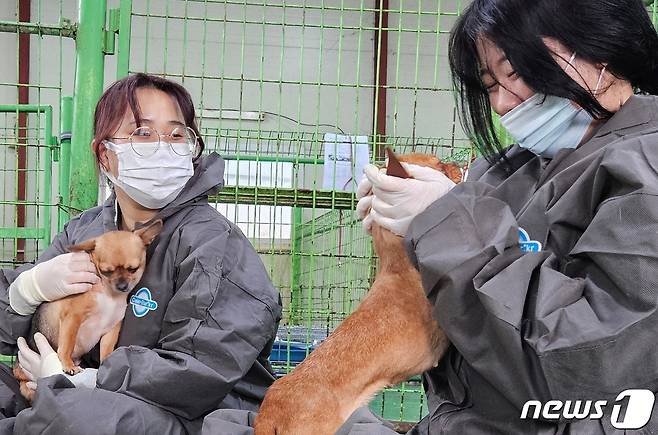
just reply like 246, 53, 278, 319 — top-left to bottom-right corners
254, 153, 460, 435
14, 221, 162, 402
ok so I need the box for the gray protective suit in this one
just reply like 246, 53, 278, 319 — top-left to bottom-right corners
337, 94, 658, 434
179, 95, 658, 434
0, 153, 282, 434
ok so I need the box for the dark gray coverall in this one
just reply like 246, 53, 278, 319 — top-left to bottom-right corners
0, 153, 282, 434
200, 95, 658, 434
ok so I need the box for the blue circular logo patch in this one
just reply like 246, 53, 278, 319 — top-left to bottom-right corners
518, 228, 542, 253
130, 287, 158, 318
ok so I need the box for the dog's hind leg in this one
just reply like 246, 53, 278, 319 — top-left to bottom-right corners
12, 364, 34, 403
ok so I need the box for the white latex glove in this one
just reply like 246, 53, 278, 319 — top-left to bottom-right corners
9, 252, 99, 315
356, 162, 456, 236
17, 333, 64, 383
17, 333, 98, 391
356, 170, 377, 233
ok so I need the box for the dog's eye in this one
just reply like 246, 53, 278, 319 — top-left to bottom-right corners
126, 267, 138, 273
100, 270, 113, 277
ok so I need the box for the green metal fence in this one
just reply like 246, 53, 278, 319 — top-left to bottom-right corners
0, 0, 79, 266
2, 0, 658, 426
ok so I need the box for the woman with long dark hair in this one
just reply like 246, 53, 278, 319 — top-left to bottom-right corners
354, 0, 658, 433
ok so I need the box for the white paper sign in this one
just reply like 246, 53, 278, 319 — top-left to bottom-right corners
322, 133, 370, 192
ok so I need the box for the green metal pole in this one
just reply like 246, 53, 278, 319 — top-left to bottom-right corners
116, 0, 132, 79
43, 105, 54, 243
70, 0, 106, 214
289, 207, 303, 325
221, 154, 324, 165
59, 96, 73, 231
0, 104, 49, 113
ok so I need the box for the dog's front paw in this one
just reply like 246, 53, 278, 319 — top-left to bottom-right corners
62, 365, 82, 376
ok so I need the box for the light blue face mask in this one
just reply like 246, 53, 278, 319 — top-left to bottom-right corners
500, 55, 606, 158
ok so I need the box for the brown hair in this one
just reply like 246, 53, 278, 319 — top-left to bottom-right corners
92, 73, 205, 168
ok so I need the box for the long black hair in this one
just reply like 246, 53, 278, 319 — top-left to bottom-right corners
449, 0, 658, 163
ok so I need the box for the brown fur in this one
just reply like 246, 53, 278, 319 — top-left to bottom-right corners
396, 153, 463, 184
254, 154, 455, 435
13, 220, 162, 403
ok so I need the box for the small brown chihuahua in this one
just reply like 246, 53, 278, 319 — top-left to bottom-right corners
13, 220, 162, 402
254, 152, 458, 435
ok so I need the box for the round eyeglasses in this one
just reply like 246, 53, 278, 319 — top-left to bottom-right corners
110, 126, 198, 157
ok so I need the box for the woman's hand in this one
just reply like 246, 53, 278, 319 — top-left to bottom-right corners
17, 333, 98, 392
9, 252, 99, 315
17, 333, 64, 390
356, 162, 456, 236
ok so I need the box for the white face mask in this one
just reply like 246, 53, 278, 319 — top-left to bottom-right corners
103, 141, 194, 209
500, 54, 607, 158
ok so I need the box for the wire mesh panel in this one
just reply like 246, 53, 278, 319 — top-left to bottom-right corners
0, 1, 77, 266
120, 0, 468, 424
294, 209, 372, 329
0, 107, 55, 268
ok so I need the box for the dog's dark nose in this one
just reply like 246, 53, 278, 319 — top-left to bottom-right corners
116, 281, 129, 292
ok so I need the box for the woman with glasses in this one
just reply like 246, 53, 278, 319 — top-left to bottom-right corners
0, 73, 282, 435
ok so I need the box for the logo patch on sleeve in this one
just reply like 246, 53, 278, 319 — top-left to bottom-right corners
519, 228, 542, 253
130, 287, 158, 318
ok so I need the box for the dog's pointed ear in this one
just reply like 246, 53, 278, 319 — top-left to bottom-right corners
134, 219, 163, 246
67, 238, 97, 253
